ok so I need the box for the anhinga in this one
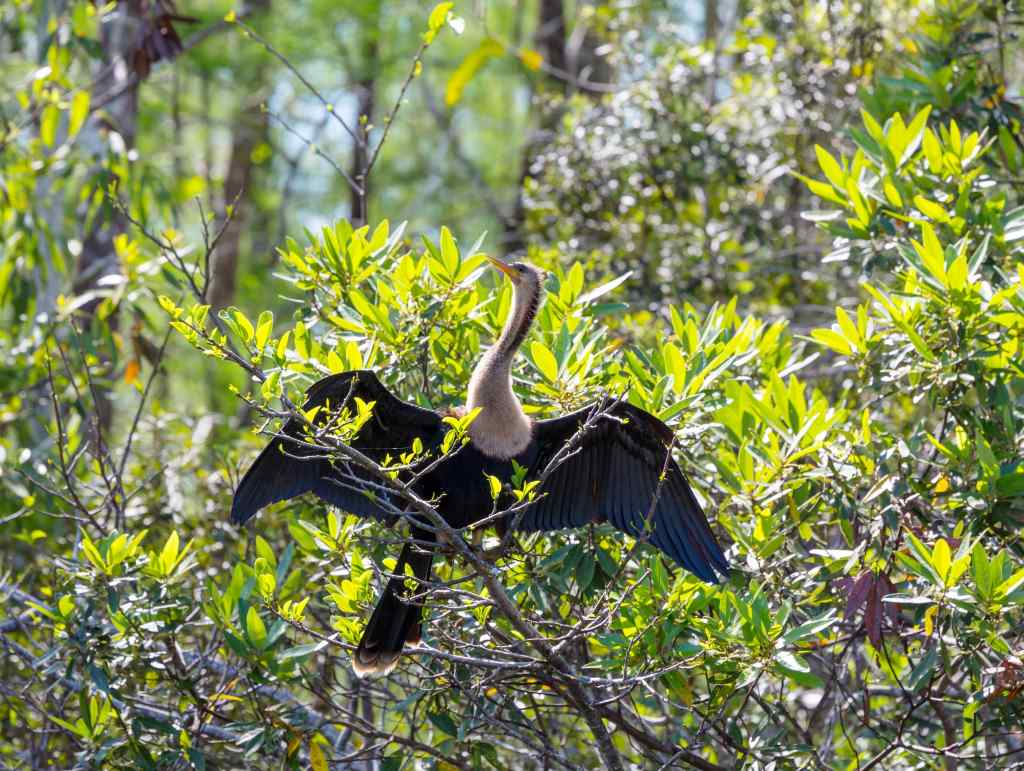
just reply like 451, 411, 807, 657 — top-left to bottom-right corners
231, 257, 729, 676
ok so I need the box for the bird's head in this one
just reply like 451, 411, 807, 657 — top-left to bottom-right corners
486, 256, 545, 294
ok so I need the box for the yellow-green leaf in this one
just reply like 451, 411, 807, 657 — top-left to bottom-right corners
811, 329, 853, 356
428, 2, 454, 32
40, 104, 59, 147
327, 349, 344, 373
530, 341, 558, 382
946, 251, 968, 290
230, 308, 255, 344
261, 370, 281, 400
487, 474, 501, 500
310, 740, 327, 771
931, 539, 951, 583
846, 178, 871, 225
58, 595, 75, 618
662, 342, 687, 394
861, 109, 884, 143
519, 48, 543, 71
439, 226, 459, 274
883, 179, 903, 207
255, 310, 273, 350
445, 39, 503, 106
835, 307, 862, 351
914, 224, 946, 283
792, 172, 846, 207
815, 145, 846, 191
922, 129, 942, 173
914, 196, 949, 223
160, 531, 180, 574
949, 120, 962, 154
68, 91, 90, 138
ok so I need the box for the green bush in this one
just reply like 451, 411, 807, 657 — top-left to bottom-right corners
1, 0, 1022, 768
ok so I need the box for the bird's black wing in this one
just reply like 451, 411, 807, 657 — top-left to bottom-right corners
231, 370, 444, 525
517, 400, 729, 583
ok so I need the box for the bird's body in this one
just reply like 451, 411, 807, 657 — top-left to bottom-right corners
231, 257, 728, 676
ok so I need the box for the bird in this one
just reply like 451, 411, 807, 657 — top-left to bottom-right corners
231, 256, 729, 676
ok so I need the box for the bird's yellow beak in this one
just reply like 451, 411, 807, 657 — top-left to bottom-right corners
486, 255, 519, 283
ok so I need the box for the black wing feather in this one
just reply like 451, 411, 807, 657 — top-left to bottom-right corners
519, 400, 729, 583
231, 370, 444, 525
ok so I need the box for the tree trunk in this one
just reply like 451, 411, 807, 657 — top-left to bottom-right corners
207, 0, 272, 310
75, 2, 143, 302
207, 94, 270, 310
705, 0, 719, 41
351, 4, 381, 226
537, 0, 569, 82
502, 0, 569, 253
72, 1, 145, 430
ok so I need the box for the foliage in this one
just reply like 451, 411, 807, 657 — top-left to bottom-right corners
1, 0, 1023, 769
522, 0, 914, 310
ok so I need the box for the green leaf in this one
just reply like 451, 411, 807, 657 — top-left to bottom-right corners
900, 323, 936, 362
578, 272, 632, 304
255, 311, 274, 350
996, 471, 1024, 497
439, 226, 459, 276
907, 647, 938, 692
900, 105, 932, 165
246, 607, 268, 649
971, 543, 992, 598
229, 307, 254, 344
783, 613, 837, 644
997, 568, 1024, 600
775, 651, 821, 687
280, 640, 328, 661
261, 370, 281, 400
428, 711, 458, 737
58, 595, 75, 618
662, 342, 687, 393
881, 593, 936, 606
904, 531, 943, 585
49, 713, 90, 738
160, 531, 180, 575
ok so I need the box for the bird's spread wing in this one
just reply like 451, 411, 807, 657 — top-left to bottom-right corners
518, 400, 729, 582
231, 370, 444, 525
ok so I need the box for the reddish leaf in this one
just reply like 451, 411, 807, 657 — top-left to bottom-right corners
987, 656, 1024, 703
839, 571, 899, 648
864, 583, 882, 647
843, 571, 873, 622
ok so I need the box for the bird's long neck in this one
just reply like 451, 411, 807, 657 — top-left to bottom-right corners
464, 280, 540, 458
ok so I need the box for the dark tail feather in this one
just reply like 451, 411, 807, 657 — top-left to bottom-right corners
352, 539, 434, 677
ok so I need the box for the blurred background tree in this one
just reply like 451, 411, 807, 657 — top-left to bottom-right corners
1, 0, 1022, 768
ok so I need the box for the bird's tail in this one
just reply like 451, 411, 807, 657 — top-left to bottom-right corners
352, 539, 434, 677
